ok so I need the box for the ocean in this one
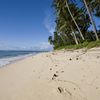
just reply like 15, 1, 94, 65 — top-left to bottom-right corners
0, 50, 41, 67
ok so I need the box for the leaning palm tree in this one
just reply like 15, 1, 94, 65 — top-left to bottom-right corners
53, 0, 79, 45
82, 0, 99, 40
55, 3, 79, 45
65, 0, 85, 40
53, 0, 85, 41
48, 36, 53, 45
70, 26, 79, 45
57, 19, 79, 45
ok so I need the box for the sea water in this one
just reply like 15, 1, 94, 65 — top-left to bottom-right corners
0, 50, 41, 67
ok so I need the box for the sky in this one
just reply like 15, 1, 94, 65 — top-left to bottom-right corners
0, 0, 100, 51
0, 0, 55, 51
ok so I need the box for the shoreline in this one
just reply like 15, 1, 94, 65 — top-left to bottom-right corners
0, 48, 100, 100
0, 52, 42, 68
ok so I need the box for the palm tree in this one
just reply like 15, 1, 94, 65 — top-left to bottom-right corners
70, 26, 78, 45
56, 2, 79, 45
48, 36, 53, 45
53, 0, 85, 41
82, 0, 99, 40
65, 0, 85, 40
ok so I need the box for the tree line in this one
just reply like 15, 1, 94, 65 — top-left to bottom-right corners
48, 0, 100, 49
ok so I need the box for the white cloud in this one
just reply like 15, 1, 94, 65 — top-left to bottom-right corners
0, 41, 53, 51
0, 44, 25, 50
39, 42, 53, 51
31, 42, 53, 51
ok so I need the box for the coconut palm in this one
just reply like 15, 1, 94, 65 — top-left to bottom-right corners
55, 1, 79, 45
53, 0, 85, 41
65, 0, 85, 40
82, 0, 99, 40
48, 36, 53, 45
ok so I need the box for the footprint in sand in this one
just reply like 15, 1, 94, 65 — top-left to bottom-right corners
57, 87, 72, 97
56, 81, 87, 100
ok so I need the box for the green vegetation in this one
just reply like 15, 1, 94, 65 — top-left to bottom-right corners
48, 0, 100, 50
56, 40, 100, 50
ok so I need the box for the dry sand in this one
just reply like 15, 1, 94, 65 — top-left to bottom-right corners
0, 47, 100, 100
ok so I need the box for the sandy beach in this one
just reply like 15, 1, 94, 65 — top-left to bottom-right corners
0, 48, 100, 100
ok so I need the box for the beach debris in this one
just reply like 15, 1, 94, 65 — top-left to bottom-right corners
46, 55, 49, 57
61, 71, 64, 73
54, 74, 58, 77
56, 71, 58, 73
77, 51, 79, 53
52, 74, 58, 80
74, 88, 76, 90
56, 70, 64, 74
76, 58, 79, 60
50, 68, 52, 70
96, 87, 99, 89
55, 65, 58, 67
52, 52, 57, 55
69, 58, 72, 60
52, 52, 55, 55
96, 56, 100, 59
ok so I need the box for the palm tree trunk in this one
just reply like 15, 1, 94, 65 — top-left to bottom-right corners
83, 0, 99, 40
66, 1, 85, 40
59, 33, 66, 44
71, 26, 78, 45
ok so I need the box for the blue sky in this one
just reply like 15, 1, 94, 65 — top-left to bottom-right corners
0, 0, 54, 50
0, 0, 100, 50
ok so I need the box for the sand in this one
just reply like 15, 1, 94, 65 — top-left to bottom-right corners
0, 47, 100, 100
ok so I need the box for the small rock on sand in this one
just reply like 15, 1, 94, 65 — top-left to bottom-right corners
76, 58, 79, 60
55, 65, 58, 67
69, 58, 72, 60
52, 74, 58, 80
50, 68, 52, 70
